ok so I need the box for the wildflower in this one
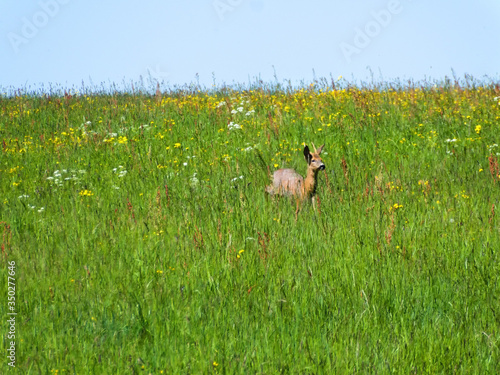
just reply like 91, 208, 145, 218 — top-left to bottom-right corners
174, 143, 181, 148
18, 195, 29, 199
38, 207, 45, 212
475, 125, 482, 134
445, 138, 457, 143
391, 203, 403, 210
227, 122, 241, 130
79, 190, 93, 197
190, 173, 199, 187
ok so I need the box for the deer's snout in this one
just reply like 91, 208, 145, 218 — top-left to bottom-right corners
319, 163, 325, 171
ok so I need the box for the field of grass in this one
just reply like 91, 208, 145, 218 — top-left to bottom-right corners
1, 81, 500, 373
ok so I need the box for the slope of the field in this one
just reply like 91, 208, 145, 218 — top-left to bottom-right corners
1, 85, 499, 373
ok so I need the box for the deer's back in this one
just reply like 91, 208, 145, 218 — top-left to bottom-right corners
266, 168, 304, 197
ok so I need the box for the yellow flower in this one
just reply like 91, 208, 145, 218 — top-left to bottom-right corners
174, 143, 181, 148
475, 125, 481, 134
79, 190, 93, 197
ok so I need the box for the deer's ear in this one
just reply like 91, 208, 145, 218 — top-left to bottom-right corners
303, 146, 311, 163
316, 144, 325, 154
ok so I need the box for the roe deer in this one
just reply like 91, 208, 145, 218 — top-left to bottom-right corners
266, 144, 325, 216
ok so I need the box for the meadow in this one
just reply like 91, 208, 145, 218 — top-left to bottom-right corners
1, 79, 500, 373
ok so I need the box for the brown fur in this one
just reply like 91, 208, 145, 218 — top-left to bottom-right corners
266, 144, 325, 215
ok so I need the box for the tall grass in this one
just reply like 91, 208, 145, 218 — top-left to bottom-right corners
1, 81, 499, 373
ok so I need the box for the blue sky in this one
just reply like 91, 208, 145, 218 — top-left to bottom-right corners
2, 0, 499, 91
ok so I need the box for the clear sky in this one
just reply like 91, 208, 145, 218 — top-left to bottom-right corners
2, 0, 499, 91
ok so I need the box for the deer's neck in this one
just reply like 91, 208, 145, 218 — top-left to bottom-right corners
304, 167, 319, 198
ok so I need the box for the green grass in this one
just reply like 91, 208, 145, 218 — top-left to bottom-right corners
1, 84, 500, 373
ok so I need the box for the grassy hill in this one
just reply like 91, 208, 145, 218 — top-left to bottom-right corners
1, 82, 499, 373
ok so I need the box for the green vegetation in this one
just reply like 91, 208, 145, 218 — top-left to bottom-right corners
1, 82, 500, 373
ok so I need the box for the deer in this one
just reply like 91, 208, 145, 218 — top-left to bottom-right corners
265, 143, 325, 219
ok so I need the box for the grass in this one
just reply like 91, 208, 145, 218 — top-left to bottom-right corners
1, 81, 500, 373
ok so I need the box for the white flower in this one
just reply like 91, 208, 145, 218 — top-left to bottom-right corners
245, 110, 255, 116
38, 207, 45, 213
237, 106, 244, 112
216, 101, 226, 108
118, 170, 127, 178
231, 175, 244, 182
18, 195, 29, 199
445, 139, 457, 143
243, 146, 253, 152
112, 185, 120, 190
28, 205, 35, 210
183, 162, 188, 166
231, 109, 238, 114
228, 122, 242, 130
85, 121, 92, 125
46, 176, 54, 180
190, 173, 199, 187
